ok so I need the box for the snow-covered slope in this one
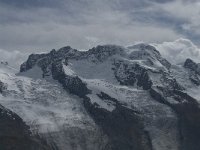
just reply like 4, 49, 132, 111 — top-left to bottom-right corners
1, 43, 200, 150
0, 61, 108, 150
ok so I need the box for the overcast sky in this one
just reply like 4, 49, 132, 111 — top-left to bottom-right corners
1, 0, 200, 66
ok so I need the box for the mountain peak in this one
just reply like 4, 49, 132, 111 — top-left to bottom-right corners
184, 58, 200, 75
88, 45, 125, 55
2, 43, 200, 150
184, 58, 197, 69
127, 43, 160, 54
127, 43, 171, 69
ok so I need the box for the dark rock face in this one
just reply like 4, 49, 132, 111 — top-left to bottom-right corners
189, 74, 200, 85
172, 90, 200, 150
85, 45, 125, 62
184, 58, 200, 75
0, 105, 50, 150
0, 80, 7, 93
84, 97, 152, 150
177, 103, 200, 150
20, 53, 47, 72
51, 59, 90, 97
150, 87, 200, 150
113, 61, 152, 90
184, 58, 200, 85
62, 76, 90, 97
184, 59, 199, 73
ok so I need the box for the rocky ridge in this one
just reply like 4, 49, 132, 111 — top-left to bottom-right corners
0, 43, 200, 150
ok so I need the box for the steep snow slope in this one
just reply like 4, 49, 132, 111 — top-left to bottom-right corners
0, 63, 108, 150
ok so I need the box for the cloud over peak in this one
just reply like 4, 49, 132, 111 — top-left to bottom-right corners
154, 38, 200, 64
1, 0, 200, 52
1, 38, 200, 69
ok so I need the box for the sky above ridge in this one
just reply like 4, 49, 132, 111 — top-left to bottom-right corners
1, 0, 200, 67
1, 0, 200, 51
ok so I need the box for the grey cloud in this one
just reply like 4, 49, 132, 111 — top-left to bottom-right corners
154, 38, 200, 64
0, 0, 61, 8
0, 48, 28, 68
0, 0, 199, 54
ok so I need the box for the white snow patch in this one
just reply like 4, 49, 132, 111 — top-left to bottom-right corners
63, 63, 76, 76
187, 87, 200, 102
68, 58, 118, 84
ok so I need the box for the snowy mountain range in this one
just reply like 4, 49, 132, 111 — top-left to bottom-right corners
0, 43, 200, 150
